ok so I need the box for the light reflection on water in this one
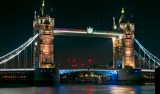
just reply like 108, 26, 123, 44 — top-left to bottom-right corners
0, 84, 155, 94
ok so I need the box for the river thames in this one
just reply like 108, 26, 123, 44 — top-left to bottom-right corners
0, 84, 155, 94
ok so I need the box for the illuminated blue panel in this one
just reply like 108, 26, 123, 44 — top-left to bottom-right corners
59, 69, 87, 74
60, 69, 118, 80
59, 69, 118, 75
95, 70, 118, 80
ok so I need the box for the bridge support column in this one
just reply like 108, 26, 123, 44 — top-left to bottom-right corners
34, 67, 60, 86
112, 36, 123, 69
33, 15, 60, 85
120, 22, 135, 69
34, 68, 54, 85
118, 68, 141, 82
155, 67, 160, 93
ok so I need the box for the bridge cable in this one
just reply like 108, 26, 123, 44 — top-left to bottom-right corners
0, 33, 39, 65
31, 43, 33, 68
135, 39, 160, 66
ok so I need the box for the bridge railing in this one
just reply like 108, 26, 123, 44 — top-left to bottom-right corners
54, 28, 123, 34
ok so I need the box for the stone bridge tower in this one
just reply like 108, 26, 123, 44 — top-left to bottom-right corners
33, 14, 55, 69
32, 0, 59, 85
119, 8, 135, 69
112, 8, 135, 69
33, 1, 55, 69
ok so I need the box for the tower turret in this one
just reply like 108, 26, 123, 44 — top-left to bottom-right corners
34, 10, 37, 20
41, 0, 45, 17
113, 16, 117, 31
33, 0, 55, 68
119, 8, 126, 24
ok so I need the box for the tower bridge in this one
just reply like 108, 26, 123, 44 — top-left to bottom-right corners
0, 0, 159, 85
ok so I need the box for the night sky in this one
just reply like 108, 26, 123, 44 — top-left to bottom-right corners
0, 0, 160, 68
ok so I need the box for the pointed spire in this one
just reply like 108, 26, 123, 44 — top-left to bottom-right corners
119, 7, 126, 24
130, 14, 134, 23
113, 16, 116, 26
113, 16, 117, 30
41, 0, 45, 16
42, 0, 45, 7
50, 8, 54, 17
34, 10, 37, 19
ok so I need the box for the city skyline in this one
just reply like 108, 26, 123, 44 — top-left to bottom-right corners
0, 0, 160, 68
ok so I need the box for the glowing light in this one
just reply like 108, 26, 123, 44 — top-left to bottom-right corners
121, 8, 125, 14
112, 37, 116, 42
113, 25, 117, 30
85, 74, 88, 77
87, 27, 93, 33
119, 36, 122, 39
59, 69, 119, 76
41, 0, 45, 16
81, 64, 84, 66
87, 87, 92, 93
88, 58, 92, 63
73, 59, 76, 62
125, 50, 131, 55
42, 0, 45, 7
141, 69, 155, 72
0, 68, 34, 71
35, 42, 37, 46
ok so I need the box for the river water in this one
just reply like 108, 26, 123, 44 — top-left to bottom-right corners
0, 84, 155, 94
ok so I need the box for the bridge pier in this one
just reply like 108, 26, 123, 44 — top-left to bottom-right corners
112, 36, 123, 69
118, 68, 141, 81
155, 67, 160, 93
34, 67, 60, 86
33, 10, 59, 86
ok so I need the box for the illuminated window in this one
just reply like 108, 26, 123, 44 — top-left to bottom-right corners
43, 46, 49, 53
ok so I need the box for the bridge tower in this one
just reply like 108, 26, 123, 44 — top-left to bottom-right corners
34, 15, 55, 68
119, 8, 135, 69
33, 2, 55, 69
32, 0, 59, 85
33, 8, 55, 68
112, 16, 123, 69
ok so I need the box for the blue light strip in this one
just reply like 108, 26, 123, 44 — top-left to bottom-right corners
59, 69, 118, 75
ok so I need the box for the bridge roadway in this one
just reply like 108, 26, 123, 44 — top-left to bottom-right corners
0, 68, 154, 82
53, 29, 123, 38
0, 68, 155, 74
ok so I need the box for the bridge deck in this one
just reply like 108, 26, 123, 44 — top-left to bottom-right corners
0, 68, 155, 72
54, 30, 123, 38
